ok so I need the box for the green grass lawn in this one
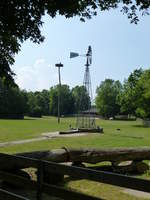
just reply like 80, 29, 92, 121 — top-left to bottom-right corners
0, 116, 76, 142
0, 117, 150, 153
0, 117, 150, 200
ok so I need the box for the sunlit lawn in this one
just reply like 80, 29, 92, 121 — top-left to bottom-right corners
0, 116, 76, 142
0, 117, 150, 200
0, 117, 150, 153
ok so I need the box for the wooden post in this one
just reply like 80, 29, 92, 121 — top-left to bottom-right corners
36, 161, 44, 200
55, 63, 63, 124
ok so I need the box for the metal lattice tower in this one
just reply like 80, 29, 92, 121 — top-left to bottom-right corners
70, 46, 96, 130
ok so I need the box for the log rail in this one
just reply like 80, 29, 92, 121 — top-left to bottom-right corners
16, 147, 150, 164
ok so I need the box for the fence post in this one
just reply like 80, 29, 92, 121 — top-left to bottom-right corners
36, 161, 44, 200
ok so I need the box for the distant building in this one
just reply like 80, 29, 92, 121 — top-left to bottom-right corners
81, 107, 99, 116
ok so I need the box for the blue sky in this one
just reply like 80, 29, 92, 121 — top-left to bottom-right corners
12, 9, 150, 98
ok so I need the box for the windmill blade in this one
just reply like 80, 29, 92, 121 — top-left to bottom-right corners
87, 56, 92, 65
70, 52, 79, 58
87, 46, 92, 65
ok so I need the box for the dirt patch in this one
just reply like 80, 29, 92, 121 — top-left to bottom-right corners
42, 131, 88, 138
0, 132, 90, 147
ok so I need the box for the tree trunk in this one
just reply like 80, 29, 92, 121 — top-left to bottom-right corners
0, 147, 150, 171
17, 147, 150, 163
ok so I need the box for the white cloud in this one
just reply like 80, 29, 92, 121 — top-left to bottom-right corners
34, 58, 45, 66
14, 59, 58, 91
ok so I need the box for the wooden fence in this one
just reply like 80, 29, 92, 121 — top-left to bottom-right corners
0, 153, 150, 200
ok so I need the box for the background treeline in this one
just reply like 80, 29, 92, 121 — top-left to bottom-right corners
0, 68, 150, 119
96, 68, 150, 119
0, 82, 90, 118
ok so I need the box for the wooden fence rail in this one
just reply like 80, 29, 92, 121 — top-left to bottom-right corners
0, 189, 29, 200
0, 153, 150, 200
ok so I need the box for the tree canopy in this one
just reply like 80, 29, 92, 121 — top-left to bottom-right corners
1, 0, 150, 84
95, 79, 122, 118
72, 85, 90, 112
0, 79, 26, 118
118, 68, 143, 116
1, 68, 150, 120
135, 69, 150, 118
95, 68, 150, 120
49, 84, 74, 116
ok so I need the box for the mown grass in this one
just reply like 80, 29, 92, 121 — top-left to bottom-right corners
0, 117, 150, 153
0, 116, 76, 142
0, 117, 150, 200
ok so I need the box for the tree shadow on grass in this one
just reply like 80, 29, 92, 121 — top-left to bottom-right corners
23, 118, 37, 120
111, 134, 144, 139
0, 118, 36, 121
119, 135, 144, 139
132, 125, 150, 128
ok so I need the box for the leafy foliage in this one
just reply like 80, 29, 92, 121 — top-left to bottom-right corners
1, 67, 150, 120
49, 84, 75, 116
0, 82, 90, 119
26, 90, 50, 117
135, 69, 150, 118
96, 68, 150, 119
1, 0, 150, 84
118, 68, 143, 116
0, 79, 26, 118
96, 79, 122, 118
72, 85, 90, 112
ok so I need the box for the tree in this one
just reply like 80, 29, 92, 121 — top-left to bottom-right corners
40, 90, 50, 115
49, 87, 58, 116
0, 79, 26, 118
1, 0, 150, 84
96, 79, 122, 118
71, 85, 90, 113
118, 68, 143, 116
49, 84, 74, 116
25, 90, 50, 116
135, 69, 150, 119
20, 90, 30, 114
26, 91, 42, 117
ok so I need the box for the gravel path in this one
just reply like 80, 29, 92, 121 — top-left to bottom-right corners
0, 132, 88, 147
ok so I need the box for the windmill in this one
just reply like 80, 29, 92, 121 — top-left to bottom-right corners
70, 46, 96, 130
70, 46, 93, 102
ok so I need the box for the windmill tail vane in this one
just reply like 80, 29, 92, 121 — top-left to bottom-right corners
70, 52, 79, 58
70, 45, 92, 60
